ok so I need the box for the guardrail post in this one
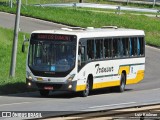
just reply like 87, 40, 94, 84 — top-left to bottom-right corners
73, 3, 77, 9
26, 0, 28, 5
9, 0, 13, 8
127, 0, 129, 5
153, 0, 156, 7
156, 10, 160, 17
115, 6, 121, 15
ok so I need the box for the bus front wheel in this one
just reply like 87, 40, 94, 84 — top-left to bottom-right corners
80, 80, 90, 97
39, 90, 49, 97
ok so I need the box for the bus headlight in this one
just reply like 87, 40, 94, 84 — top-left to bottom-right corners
67, 74, 75, 82
68, 85, 72, 89
27, 72, 32, 80
28, 76, 32, 80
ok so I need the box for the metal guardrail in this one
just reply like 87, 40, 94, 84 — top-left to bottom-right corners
2, 0, 160, 18
109, 0, 160, 7
3, 0, 160, 7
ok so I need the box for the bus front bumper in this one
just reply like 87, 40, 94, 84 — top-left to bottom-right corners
26, 78, 77, 91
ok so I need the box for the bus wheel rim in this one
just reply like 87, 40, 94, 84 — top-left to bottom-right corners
85, 81, 89, 95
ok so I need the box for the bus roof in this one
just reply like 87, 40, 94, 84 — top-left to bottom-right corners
32, 27, 145, 38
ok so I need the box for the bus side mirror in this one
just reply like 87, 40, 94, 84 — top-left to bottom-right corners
22, 35, 29, 53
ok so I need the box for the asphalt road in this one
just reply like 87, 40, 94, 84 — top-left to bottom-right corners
0, 12, 160, 118
0, 12, 68, 33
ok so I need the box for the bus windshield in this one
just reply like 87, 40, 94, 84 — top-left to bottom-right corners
28, 34, 77, 73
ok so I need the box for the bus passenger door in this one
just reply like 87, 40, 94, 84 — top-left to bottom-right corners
76, 41, 88, 91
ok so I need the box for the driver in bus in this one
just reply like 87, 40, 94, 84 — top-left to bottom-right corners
67, 49, 76, 67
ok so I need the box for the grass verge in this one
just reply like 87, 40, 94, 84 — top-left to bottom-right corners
0, 27, 30, 95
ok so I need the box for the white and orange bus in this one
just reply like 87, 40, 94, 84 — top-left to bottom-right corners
24, 26, 145, 97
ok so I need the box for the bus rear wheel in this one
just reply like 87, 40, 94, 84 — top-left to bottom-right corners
117, 73, 126, 92
39, 90, 49, 97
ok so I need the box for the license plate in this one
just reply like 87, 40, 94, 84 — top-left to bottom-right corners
44, 86, 53, 90
37, 78, 43, 81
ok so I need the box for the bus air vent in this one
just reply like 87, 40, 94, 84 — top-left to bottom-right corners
86, 27, 94, 30
61, 27, 85, 31
101, 26, 118, 29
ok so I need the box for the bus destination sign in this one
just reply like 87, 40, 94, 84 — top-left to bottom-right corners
32, 34, 71, 41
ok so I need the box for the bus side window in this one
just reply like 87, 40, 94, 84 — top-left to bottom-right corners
104, 40, 107, 58
138, 37, 144, 56
95, 40, 98, 59
118, 39, 123, 57
122, 38, 129, 57
137, 38, 140, 56
129, 38, 132, 56
95, 39, 103, 59
104, 39, 112, 58
100, 39, 103, 58
129, 38, 137, 57
134, 38, 138, 56
87, 39, 94, 60
113, 38, 119, 58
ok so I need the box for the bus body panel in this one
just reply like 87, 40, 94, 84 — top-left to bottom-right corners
76, 57, 145, 91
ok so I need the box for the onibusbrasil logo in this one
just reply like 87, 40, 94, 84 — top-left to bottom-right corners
1, 112, 42, 118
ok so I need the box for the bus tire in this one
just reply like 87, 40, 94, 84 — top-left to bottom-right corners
80, 80, 90, 97
39, 90, 49, 97
117, 73, 126, 92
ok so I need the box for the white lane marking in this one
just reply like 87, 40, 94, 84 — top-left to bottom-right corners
148, 88, 160, 91
154, 88, 160, 91
131, 88, 160, 93
89, 102, 136, 109
0, 102, 31, 107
